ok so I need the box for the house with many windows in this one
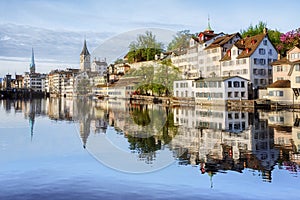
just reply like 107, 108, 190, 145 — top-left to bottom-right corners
173, 76, 249, 105
171, 24, 225, 79
263, 46, 300, 104
220, 28, 278, 98
199, 33, 241, 77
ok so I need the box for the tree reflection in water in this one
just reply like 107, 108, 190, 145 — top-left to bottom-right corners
3, 98, 299, 181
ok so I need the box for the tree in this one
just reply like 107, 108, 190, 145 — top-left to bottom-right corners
154, 59, 181, 96
240, 21, 282, 51
277, 28, 300, 56
127, 31, 164, 63
167, 30, 193, 51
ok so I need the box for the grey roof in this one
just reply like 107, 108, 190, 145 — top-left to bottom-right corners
195, 76, 249, 82
80, 40, 90, 56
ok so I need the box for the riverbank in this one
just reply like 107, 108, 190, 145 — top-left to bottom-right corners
130, 95, 300, 111
0, 89, 45, 99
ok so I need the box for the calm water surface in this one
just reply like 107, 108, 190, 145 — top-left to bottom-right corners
0, 98, 299, 200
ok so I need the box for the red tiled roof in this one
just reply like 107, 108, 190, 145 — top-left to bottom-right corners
267, 80, 290, 88
205, 33, 241, 50
236, 33, 267, 59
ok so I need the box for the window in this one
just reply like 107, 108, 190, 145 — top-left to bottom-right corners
268, 58, 272, 65
228, 81, 232, 88
254, 58, 259, 65
218, 81, 221, 87
228, 92, 232, 98
235, 92, 239, 97
228, 113, 232, 119
259, 48, 266, 55
241, 81, 245, 87
176, 83, 179, 88
260, 59, 266, 65
253, 69, 258, 75
263, 40, 267, 45
295, 64, 300, 71
241, 92, 245, 98
296, 76, 300, 83
279, 91, 284, 96
234, 81, 240, 87
260, 69, 266, 75
254, 79, 258, 85
268, 49, 272, 55
269, 90, 284, 96
235, 113, 239, 119
277, 66, 283, 72
260, 79, 266, 85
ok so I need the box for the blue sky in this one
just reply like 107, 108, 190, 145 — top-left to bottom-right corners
0, 0, 300, 77
1, 0, 299, 33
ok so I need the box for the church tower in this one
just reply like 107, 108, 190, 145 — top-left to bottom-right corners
80, 39, 91, 72
30, 48, 36, 74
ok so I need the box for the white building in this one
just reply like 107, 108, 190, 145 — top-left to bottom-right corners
173, 76, 249, 105
91, 58, 108, 75
23, 72, 46, 92
220, 29, 278, 97
199, 33, 241, 77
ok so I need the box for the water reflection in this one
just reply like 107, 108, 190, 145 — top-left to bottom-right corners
1, 98, 299, 179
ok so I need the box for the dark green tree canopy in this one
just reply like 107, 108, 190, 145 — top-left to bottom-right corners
127, 31, 164, 63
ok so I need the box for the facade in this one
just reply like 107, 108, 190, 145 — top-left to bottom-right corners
171, 25, 224, 79
45, 68, 79, 97
91, 58, 108, 75
284, 46, 300, 98
260, 80, 300, 104
173, 76, 249, 105
268, 45, 300, 102
200, 33, 241, 77
220, 29, 278, 91
92, 77, 141, 99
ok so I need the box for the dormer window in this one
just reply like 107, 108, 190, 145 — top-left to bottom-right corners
246, 48, 250, 53
227, 50, 231, 57
251, 39, 257, 45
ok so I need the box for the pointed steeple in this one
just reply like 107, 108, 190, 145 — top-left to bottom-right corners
206, 15, 212, 31
30, 48, 36, 74
80, 39, 90, 56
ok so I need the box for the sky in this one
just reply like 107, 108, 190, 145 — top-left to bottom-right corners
0, 0, 300, 77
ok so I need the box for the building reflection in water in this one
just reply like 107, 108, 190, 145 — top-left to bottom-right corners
1, 98, 300, 183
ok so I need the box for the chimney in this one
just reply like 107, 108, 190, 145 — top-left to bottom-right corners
277, 53, 281, 60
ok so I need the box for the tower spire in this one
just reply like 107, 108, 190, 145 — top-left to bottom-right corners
80, 39, 90, 56
206, 14, 212, 31
30, 48, 36, 74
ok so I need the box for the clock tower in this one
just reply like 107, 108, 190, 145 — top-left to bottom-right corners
80, 39, 91, 72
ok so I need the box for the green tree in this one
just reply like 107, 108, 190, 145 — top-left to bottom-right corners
167, 30, 193, 51
127, 31, 164, 63
154, 59, 181, 96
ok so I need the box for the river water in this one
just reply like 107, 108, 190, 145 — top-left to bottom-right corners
0, 98, 299, 200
